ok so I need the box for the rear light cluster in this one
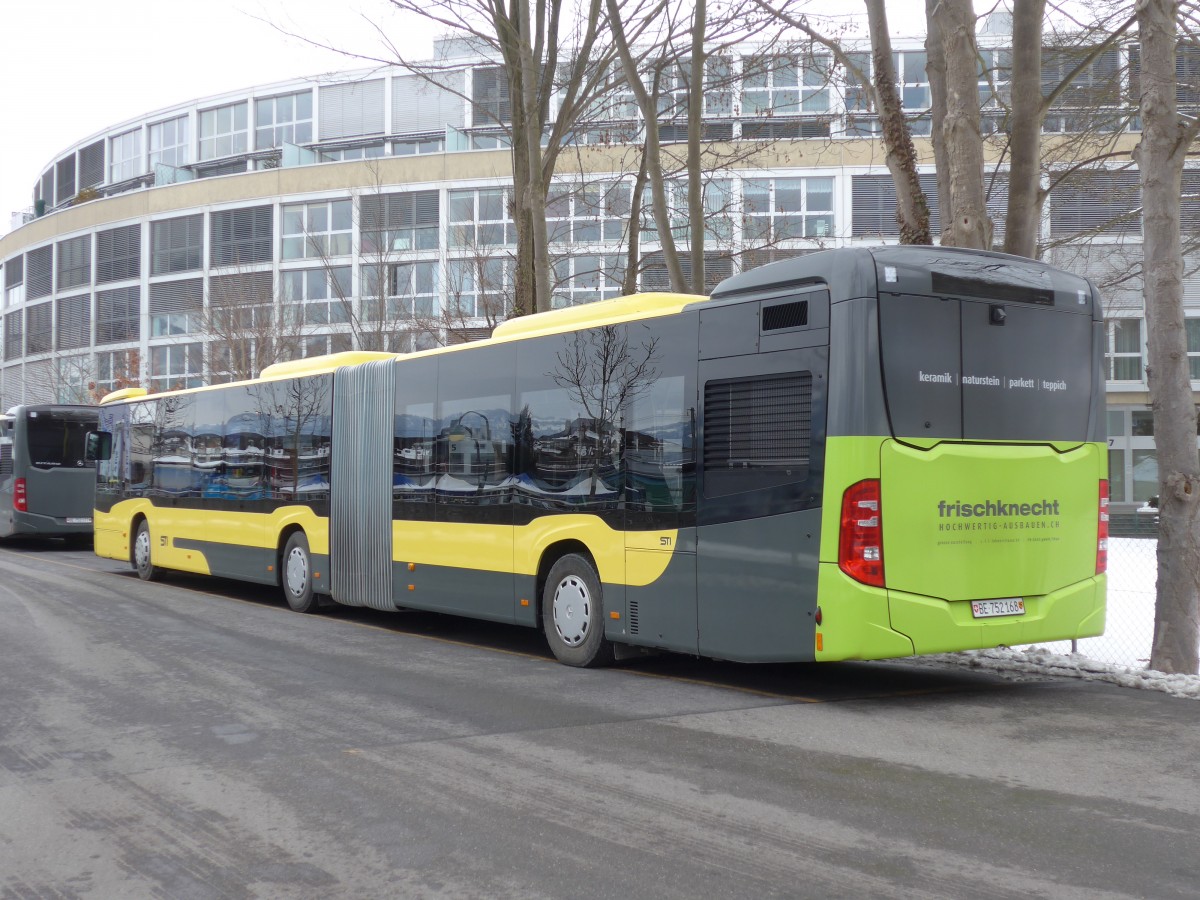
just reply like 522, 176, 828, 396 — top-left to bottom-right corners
1096, 479, 1109, 575
13, 477, 27, 512
839, 479, 884, 587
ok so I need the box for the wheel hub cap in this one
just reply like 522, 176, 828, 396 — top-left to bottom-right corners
553, 575, 591, 647
286, 548, 308, 595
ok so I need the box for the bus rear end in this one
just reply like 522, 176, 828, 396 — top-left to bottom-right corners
817, 247, 1107, 661
0, 405, 98, 539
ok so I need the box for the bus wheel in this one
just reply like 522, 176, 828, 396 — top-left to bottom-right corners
282, 532, 318, 613
542, 554, 614, 668
133, 520, 161, 582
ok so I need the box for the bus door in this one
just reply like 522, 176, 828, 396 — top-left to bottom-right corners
696, 293, 829, 662
330, 359, 398, 611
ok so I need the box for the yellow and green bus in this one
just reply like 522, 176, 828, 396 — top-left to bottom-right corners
89, 246, 1108, 666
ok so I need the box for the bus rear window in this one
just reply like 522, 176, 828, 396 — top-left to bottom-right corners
26, 413, 96, 469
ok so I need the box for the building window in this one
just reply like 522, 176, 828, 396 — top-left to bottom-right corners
56, 294, 91, 350
361, 191, 440, 254
57, 235, 91, 292
281, 200, 353, 260
256, 91, 313, 149
1050, 171, 1142, 236
742, 53, 832, 118
1041, 47, 1124, 133
94, 350, 141, 396
1107, 319, 1143, 381
78, 140, 106, 190
318, 80, 385, 140
743, 177, 834, 242
26, 245, 54, 300
320, 144, 386, 161
110, 128, 143, 182
149, 116, 191, 169
1187, 318, 1200, 379
96, 225, 142, 284
446, 257, 512, 319
472, 66, 511, 126
4, 256, 24, 308
55, 156, 77, 206
96, 286, 141, 345
839, 50, 930, 136
551, 255, 626, 308
26, 303, 52, 355
4, 310, 22, 358
302, 333, 355, 357
210, 206, 273, 267
149, 279, 202, 336
393, 138, 444, 155
545, 182, 633, 246
449, 188, 515, 248
363, 260, 439, 319
282, 267, 352, 325
151, 214, 204, 274
199, 102, 249, 161
150, 343, 204, 392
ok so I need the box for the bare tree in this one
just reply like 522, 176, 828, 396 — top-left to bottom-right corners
550, 322, 659, 496
937, 0, 990, 247
205, 267, 307, 383
752, 0, 931, 244
1135, 0, 1200, 674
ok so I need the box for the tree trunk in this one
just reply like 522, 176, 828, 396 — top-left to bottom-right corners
607, 0, 686, 292
1134, 0, 1200, 674
939, 0, 990, 248
517, 0, 552, 315
924, 0, 951, 238
687, 0, 706, 292
1002, 0, 1046, 258
866, 0, 931, 244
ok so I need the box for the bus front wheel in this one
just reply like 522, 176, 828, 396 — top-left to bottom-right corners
542, 554, 614, 668
282, 532, 318, 613
133, 520, 161, 582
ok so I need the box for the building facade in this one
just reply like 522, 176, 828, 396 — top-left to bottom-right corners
1, 30, 1197, 516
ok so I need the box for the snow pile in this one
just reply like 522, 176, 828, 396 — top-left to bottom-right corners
925, 536, 1200, 700
928, 646, 1200, 700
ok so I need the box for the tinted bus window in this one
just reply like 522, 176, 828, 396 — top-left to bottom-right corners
26, 411, 97, 469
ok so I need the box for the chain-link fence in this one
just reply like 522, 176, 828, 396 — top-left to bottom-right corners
1022, 536, 1158, 668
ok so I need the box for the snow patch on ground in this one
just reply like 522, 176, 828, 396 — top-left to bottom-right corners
926, 646, 1200, 700
918, 537, 1199, 700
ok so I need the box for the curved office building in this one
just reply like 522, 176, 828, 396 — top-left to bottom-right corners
0, 31, 1195, 516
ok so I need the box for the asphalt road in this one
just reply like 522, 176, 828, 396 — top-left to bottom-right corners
0, 539, 1197, 900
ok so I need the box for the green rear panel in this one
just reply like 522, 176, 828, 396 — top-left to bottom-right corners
816, 435, 1107, 661
881, 439, 1102, 601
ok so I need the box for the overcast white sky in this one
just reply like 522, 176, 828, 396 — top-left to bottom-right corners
0, 0, 440, 235
0, 0, 945, 238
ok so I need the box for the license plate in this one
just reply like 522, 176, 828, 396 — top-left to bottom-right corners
65, 517, 92, 525
971, 598, 1025, 618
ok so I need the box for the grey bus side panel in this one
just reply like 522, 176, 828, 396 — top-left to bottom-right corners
696, 508, 822, 662
825, 297, 890, 439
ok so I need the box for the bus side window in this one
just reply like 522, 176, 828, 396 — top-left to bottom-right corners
85, 431, 113, 462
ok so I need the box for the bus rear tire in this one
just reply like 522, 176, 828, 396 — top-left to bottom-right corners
542, 554, 614, 668
282, 532, 318, 613
133, 520, 161, 582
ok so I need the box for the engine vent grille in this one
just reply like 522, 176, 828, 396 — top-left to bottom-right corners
762, 300, 808, 332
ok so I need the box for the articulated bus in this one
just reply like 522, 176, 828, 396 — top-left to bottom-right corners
0, 404, 98, 541
90, 247, 1107, 666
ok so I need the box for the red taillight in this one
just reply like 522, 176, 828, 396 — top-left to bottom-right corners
839, 479, 884, 587
13, 477, 27, 512
1096, 479, 1109, 575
